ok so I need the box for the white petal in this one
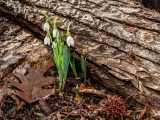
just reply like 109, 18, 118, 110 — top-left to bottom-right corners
43, 22, 50, 31
70, 38, 74, 46
47, 37, 51, 45
44, 36, 50, 45
52, 29, 57, 38
67, 41, 70, 47
44, 36, 48, 45
67, 36, 74, 47
67, 38, 71, 47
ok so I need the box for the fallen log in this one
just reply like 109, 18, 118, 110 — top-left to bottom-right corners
0, 0, 160, 117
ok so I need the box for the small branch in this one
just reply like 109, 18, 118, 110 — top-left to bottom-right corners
79, 88, 106, 97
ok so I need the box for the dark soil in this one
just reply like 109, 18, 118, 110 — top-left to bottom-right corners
0, 68, 150, 120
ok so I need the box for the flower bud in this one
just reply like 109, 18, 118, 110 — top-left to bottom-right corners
43, 22, 50, 31
52, 29, 57, 38
44, 36, 50, 45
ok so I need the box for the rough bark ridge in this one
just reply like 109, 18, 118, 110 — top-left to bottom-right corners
0, 0, 160, 116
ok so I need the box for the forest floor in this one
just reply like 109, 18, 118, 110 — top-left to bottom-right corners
0, 16, 151, 120
0, 66, 150, 120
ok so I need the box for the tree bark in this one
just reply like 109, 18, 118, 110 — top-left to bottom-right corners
1, 0, 160, 116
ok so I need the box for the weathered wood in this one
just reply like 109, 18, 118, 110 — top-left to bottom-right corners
1, 0, 160, 116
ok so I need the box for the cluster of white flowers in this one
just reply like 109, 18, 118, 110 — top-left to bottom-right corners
43, 20, 75, 47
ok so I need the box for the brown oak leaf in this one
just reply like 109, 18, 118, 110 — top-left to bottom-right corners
9, 68, 55, 103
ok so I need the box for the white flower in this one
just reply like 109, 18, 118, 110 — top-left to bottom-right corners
44, 36, 50, 45
52, 29, 57, 38
52, 41, 57, 48
67, 36, 74, 47
43, 22, 50, 31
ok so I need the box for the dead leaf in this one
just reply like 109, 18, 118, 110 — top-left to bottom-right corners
57, 111, 62, 120
9, 68, 55, 103
74, 95, 83, 104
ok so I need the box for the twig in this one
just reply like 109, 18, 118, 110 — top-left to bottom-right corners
17, 101, 26, 111
136, 106, 147, 119
44, 111, 56, 120
63, 111, 72, 120
79, 88, 106, 97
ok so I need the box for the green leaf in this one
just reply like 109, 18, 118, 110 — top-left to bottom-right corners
56, 32, 61, 44
61, 45, 70, 91
59, 42, 64, 54
40, 114, 44, 120
81, 55, 87, 85
74, 84, 79, 97
53, 46, 58, 67
70, 54, 78, 78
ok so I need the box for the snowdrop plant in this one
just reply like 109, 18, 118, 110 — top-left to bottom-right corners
43, 13, 52, 45
53, 40, 70, 91
42, 13, 87, 91
67, 25, 78, 78
52, 18, 70, 91
52, 17, 58, 38
44, 29, 52, 45
74, 84, 79, 97
43, 13, 50, 32
66, 27, 74, 47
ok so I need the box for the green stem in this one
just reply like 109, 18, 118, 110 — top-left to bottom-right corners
42, 12, 50, 22
46, 29, 53, 42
